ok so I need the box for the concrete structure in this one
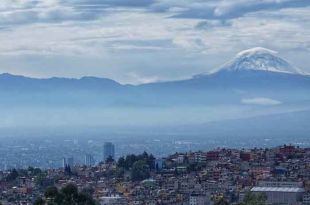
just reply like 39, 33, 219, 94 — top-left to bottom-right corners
67, 157, 74, 168
258, 181, 303, 188
189, 192, 210, 205
103, 142, 115, 161
302, 193, 310, 204
62, 158, 67, 168
100, 195, 126, 205
251, 187, 305, 204
63, 157, 74, 168
155, 158, 164, 170
85, 154, 95, 167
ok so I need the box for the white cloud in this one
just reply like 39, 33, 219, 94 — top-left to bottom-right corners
126, 72, 159, 84
0, 0, 308, 83
241, 97, 282, 105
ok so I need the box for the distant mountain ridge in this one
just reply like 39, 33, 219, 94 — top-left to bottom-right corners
0, 47, 309, 137
196, 47, 306, 76
0, 73, 123, 90
0, 47, 309, 87
0, 48, 309, 86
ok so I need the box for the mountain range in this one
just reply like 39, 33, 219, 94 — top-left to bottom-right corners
1, 47, 310, 138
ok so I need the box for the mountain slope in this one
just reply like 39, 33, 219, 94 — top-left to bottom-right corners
0, 47, 309, 134
198, 47, 305, 75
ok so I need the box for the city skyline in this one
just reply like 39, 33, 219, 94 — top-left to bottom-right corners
0, 1, 309, 204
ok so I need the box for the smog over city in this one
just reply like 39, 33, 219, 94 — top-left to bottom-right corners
0, 1, 309, 204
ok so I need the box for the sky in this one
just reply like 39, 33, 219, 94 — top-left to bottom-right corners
0, 0, 309, 84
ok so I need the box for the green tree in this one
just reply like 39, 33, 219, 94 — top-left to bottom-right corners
33, 168, 43, 176
44, 186, 59, 199
76, 192, 96, 205
131, 160, 150, 181
146, 154, 155, 170
118, 152, 155, 171
115, 167, 125, 179
36, 183, 97, 205
117, 156, 126, 168
33, 197, 45, 205
34, 173, 48, 187
238, 192, 267, 205
61, 183, 79, 204
6, 169, 19, 182
214, 198, 229, 205
105, 155, 114, 163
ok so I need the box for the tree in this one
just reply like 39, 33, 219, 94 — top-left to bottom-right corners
214, 198, 229, 205
237, 192, 267, 205
34, 173, 48, 188
146, 154, 155, 170
64, 165, 71, 175
131, 160, 150, 181
117, 156, 126, 168
187, 163, 203, 172
44, 186, 59, 199
61, 183, 79, 204
33, 168, 43, 176
117, 152, 156, 171
115, 167, 125, 179
105, 155, 114, 163
76, 192, 96, 205
33, 197, 45, 205
35, 183, 97, 205
6, 169, 18, 182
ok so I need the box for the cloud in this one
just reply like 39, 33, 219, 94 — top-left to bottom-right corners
166, 0, 310, 20
0, 2, 99, 25
0, 0, 309, 27
67, 0, 155, 7
126, 72, 159, 84
195, 20, 232, 30
241, 97, 282, 105
0, 0, 309, 84
0, 0, 156, 26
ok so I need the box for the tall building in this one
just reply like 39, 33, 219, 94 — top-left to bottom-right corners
62, 158, 67, 168
67, 157, 74, 168
155, 158, 164, 170
103, 142, 115, 162
63, 157, 74, 168
85, 154, 95, 167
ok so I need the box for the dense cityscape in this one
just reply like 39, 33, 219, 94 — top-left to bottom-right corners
0, 1, 309, 205
0, 144, 309, 205
1, 133, 308, 171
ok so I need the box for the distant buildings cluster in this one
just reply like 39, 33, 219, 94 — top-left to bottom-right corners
103, 142, 115, 162
62, 141, 115, 169
0, 144, 309, 205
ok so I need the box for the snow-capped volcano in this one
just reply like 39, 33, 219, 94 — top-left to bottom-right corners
213, 47, 303, 75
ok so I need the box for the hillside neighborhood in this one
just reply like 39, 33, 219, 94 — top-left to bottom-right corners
0, 145, 309, 205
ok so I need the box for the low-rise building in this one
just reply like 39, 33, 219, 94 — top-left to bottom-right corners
251, 187, 305, 204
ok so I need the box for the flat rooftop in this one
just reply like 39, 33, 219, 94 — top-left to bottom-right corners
251, 187, 305, 193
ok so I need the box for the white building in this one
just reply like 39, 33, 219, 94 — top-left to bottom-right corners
189, 193, 211, 205
302, 193, 310, 204
258, 181, 303, 188
100, 195, 126, 205
251, 187, 305, 204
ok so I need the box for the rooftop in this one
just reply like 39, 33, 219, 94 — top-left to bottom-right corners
251, 187, 305, 193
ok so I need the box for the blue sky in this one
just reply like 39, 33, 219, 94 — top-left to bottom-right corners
0, 0, 309, 84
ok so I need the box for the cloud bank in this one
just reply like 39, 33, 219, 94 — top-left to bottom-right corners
0, 0, 309, 83
241, 97, 282, 106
